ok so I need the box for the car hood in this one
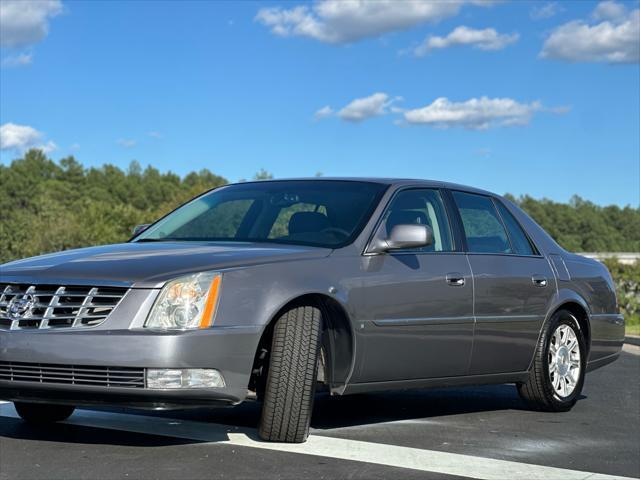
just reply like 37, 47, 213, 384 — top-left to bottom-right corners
0, 242, 332, 288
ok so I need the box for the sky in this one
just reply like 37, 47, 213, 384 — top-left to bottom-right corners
0, 0, 639, 206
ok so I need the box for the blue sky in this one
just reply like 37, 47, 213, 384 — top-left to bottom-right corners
1, 0, 638, 206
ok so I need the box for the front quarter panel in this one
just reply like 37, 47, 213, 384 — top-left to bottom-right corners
214, 250, 366, 388
214, 255, 350, 330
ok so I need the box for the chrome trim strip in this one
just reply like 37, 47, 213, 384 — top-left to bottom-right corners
474, 314, 542, 324
372, 314, 542, 327
373, 316, 475, 327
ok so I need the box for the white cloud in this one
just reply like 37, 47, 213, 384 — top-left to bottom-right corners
316, 94, 567, 129
592, 0, 626, 21
1, 122, 40, 149
0, 122, 57, 153
530, 2, 562, 20
1, 52, 33, 67
256, 0, 497, 44
415, 26, 518, 55
338, 93, 398, 122
402, 97, 548, 130
316, 93, 402, 122
147, 131, 163, 139
541, 1, 639, 64
117, 138, 136, 148
314, 105, 334, 120
0, 0, 63, 48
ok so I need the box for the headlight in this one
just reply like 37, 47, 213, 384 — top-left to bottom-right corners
145, 272, 222, 330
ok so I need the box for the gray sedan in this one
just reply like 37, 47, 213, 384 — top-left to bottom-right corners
0, 179, 624, 443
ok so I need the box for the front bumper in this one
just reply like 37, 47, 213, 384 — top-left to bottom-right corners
0, 326, 261, 409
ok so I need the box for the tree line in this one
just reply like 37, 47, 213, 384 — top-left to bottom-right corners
0, 149, 638, 264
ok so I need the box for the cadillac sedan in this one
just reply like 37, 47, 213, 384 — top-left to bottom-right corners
0, 179, 624, 443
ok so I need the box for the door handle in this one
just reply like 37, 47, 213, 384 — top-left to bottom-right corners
446, 273, 465, 286
532, 275, 548, 287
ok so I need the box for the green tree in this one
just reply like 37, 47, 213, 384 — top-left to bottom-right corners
253, 168, 274, 180
0, 151, 638, 264
0, 150, 227, 263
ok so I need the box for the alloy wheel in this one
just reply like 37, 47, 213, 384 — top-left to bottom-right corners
548, 324, 581, 397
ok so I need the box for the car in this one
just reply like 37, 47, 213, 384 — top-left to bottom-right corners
0, 178, 624, 443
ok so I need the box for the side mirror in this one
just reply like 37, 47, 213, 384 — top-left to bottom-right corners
369, 224, 433, 254
132, 224, 151, 236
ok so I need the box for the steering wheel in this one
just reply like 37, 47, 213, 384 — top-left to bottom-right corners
320, 227, 350, 239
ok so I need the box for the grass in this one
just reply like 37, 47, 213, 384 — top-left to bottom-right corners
625, 315, 640, 337
626, 324, 640, 337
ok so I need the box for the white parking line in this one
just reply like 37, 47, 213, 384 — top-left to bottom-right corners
0, 404, 632, 480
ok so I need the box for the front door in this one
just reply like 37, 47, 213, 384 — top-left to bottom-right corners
450, 191, 556, 374
351, 188, 474, 383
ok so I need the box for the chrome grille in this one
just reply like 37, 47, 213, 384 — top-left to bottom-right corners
0, 361, 145, 388
0, 283, 128, 330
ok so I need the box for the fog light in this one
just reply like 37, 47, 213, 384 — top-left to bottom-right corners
146, 369, 225, 389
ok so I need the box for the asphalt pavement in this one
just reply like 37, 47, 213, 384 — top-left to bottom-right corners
0, 345, 638, 480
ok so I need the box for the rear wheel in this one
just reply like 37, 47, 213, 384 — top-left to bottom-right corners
14, 402, 75, 424
518, 309, 586, 412
258, 305, 321, 443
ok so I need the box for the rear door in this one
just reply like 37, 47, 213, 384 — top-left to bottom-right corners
450, 191, 555, 374
352, 187, 474, 383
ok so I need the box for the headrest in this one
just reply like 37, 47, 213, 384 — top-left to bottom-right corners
288, 211, 331, 235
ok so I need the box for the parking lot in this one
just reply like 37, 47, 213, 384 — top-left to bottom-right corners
0, 344, 638, 480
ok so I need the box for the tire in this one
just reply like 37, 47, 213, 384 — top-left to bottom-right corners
517, 309, 587, 412
258, 305, 322, 443
14, 402, 75, 424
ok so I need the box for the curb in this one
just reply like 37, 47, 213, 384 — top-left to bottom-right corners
625, 336, 640, 347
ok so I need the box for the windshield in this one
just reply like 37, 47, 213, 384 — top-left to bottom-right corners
134, 180, 388, 248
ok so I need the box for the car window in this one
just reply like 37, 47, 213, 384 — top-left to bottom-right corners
452, 191, 513, 254
495, 201, 536, 255
381, 189, 453, 252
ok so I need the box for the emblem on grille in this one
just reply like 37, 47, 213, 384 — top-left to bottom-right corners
7, 294, 36, 320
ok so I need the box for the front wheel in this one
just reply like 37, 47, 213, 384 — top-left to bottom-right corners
518, 309, 587, 412
14, 402, 76, 424
258, 305, 321, 443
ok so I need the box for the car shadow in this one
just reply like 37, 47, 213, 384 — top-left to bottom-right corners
0, 416, 199, 447
0, 385, 587, 447
312, 384, 584, 430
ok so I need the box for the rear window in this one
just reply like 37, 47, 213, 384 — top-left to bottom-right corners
452, 191, 512, 254
495, 201, 537, 256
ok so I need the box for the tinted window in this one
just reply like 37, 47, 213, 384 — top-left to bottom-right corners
381, 189, 453, 252
496, 201, 536, 255
452, 191, 512, 254
135, 181, 387, 248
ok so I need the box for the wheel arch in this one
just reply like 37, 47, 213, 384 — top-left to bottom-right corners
526, 292, 592, 373
249, 292, 355, 396
554, 301, 591, 351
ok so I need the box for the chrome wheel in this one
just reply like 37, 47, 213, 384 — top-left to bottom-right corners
548, 324, 581, 398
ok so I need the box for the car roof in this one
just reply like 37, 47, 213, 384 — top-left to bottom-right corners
233, 177, 498, 198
